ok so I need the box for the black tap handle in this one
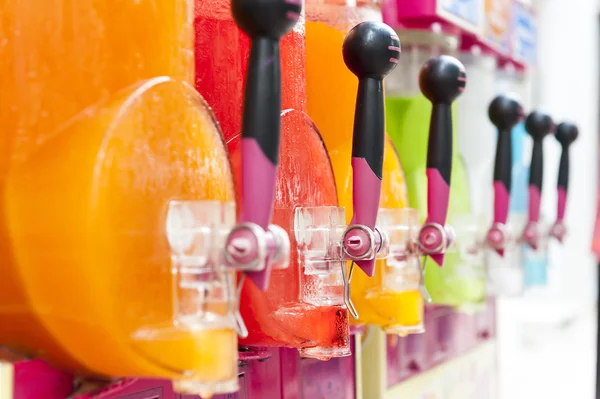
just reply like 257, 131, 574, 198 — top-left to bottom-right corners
554, 121, 578, 228
419, 55, 466, 185
232, 0, 302, 165
525, 111, 553, 191
486, 94, 523, 253
230, 0, 302, 289
555, 122, 578, 191
343, 21, 400, 178
489, 94, 523, 191
557, 143, 570, 190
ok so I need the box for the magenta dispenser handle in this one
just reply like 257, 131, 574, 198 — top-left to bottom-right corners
550, 122, 578, 242
227, 0, 301, 290
341, 21, 400, 276
522, 111, 554, 249
486, 94, 524, 255
417, 55, 466, 267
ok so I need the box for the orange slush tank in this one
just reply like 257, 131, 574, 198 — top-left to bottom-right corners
305, 0, 381, 153
0, 0, 187, 367
1, 0, 239, 388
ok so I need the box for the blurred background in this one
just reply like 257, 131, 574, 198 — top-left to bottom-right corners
495, 0, 598, 397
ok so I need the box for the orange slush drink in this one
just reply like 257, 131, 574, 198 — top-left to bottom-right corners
306, 19, 356, 153
330, 137, 424, 331
1, 0, 238, 383
305, 5, 380, 153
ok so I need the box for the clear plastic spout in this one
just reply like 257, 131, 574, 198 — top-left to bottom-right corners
137, 200, 239, 397
295, 207, 347, 306
375, 208, 426, 335
294, 206, 351, 359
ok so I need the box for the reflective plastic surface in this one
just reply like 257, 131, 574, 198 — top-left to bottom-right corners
0, 0, 194, 368
0, 2, 241, 387
6, 78, 238, 391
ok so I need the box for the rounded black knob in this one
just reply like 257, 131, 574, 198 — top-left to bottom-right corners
419, 55, 466, 104
525, 111, 554, 140
343, 21, 401, 79
555, 122, 579, 146
488, 94, 523, 131
231, 0, 302, 39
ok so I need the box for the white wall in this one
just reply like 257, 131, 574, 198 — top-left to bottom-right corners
534, 0, 598, 303
497, 1, 599, 397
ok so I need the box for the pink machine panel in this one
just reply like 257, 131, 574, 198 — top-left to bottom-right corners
12, 306, 497, 398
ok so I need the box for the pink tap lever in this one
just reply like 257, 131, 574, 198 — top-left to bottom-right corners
522, 111, 554, 250
417, 55, 466, 266
224, 0, 301, 290
341, 21, 400, 276
486, 94, 524, 256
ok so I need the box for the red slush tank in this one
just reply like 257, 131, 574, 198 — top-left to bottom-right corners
195, 0, 350, 359
195, 0, 305, 141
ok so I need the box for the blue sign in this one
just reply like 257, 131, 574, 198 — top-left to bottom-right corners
439, 0, 482, 30
511, 2, 536, 65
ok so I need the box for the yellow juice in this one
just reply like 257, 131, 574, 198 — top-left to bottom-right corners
364, 291, 423, 328
133, 327, 237, 382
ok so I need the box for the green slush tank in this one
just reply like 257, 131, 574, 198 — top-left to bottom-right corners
385, 30, 486, 307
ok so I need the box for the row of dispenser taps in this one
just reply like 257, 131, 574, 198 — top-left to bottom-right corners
0, 0, 578, 397
201, 0, 576, 337
215, 0, 468, 334
487, 100, 578, 254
